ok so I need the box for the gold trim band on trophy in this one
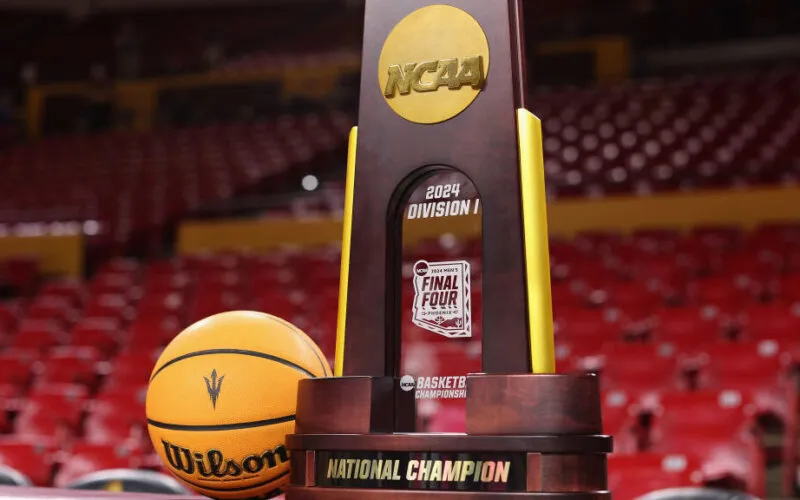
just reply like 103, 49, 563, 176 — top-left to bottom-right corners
517, 108, 556, 374
334, 126, 358, 377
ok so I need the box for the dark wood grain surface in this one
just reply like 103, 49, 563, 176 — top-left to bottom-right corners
295, 377, 415, 434
286, 433, 611, 454
466, 374, 603, 435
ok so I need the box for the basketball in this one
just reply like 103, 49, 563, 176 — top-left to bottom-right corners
146, 311, 331, 499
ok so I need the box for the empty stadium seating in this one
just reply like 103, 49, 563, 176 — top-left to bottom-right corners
608, 452, 703, 500
0, 112, 352, 255
534, 68, 800, 198
4, 69, 800, 248
648, 390, 765, 495
0, 221, 797, 496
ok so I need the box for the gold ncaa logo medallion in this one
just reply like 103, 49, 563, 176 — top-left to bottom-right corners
378, 5, 490, 124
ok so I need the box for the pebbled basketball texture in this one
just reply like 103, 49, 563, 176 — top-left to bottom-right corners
146, 310, 330, 499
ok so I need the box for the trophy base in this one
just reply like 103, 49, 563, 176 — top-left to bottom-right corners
287, 487, 609, 499
286, 374, 612, 499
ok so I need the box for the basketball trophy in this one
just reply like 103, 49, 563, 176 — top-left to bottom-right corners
285, 0, 611, 498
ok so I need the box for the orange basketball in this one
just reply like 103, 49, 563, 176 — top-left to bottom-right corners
146, 311, 330, 499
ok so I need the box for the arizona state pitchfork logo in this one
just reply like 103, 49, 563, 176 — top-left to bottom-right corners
204, 369, 224, 409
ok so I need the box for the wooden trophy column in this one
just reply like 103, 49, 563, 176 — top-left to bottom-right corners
285, 0, 612, 498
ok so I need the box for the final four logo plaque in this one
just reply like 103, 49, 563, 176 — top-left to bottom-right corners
286, 1, 612, 499
412, 260, 472, 339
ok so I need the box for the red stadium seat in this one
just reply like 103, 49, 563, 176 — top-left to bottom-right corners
690, 226, 743, 251
16, 383, 90, 431
54, 442, 142, 488
574, 231, 622, 252
100, 370, 152, 392
83, 294, 133, 324
650, 390, 765, 496
90, 273, 139, 296
784, 251, 800, 276
295, 260, 340, 289
195, 270, 244, 293
737, 303, 800, 341
3, 257, 40, 293
136, 291, 186, 320
554, 338, 606, 373
774, 274, 800, 303
125, 317, 181, 350
605, 240, 658, 264
0, 303, 18, 333
714, 251, 781, 280
98, 258, 141, 276
84, 389, 149, 451
12, 412, 77, 447
188, 290, 245, 323
693, 340, 796, 430
142, 270, 193, 293
602, 390, 641, 453
692, 340, 797, 493
101, 350, 160, 391
651, 306, 729, 345
425, 405, 466, 433
69, 317, 122, 356
549, 239, 587, 267
401, 341, 481, 379
593, 281, 663, 316
626, 255, 687, 288
107, 351, 160, 379
82, 416, 150, 456
608, 452, 703, 500
37, 281, 85, 307
1, 348, 40, 363
694, 340, 793, 392
631, 229, 681, 250
0, 353, 34, 392
251, 265, 296, 288
652, 389, 758, 434
89, 387, 147, 419
686, 277, 761, 309
430, 342, 481, 377
25, 297, 78, 327
14, 383, 91, 447
33, 347, 101, 388
751, 223, 800, 246
555, 308, 626, 344
561, 262, 622, 291
9, 320, 65, 352
0, 439, 56, 486
595, 343, 684, 396
550, 281, 586, 310
251, 291, 304, 321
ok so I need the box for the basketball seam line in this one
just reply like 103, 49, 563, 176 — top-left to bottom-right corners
149, 348, 317, 382
147, 414, 296, 431
267, 314, 330, 376
175, 468, 290, 492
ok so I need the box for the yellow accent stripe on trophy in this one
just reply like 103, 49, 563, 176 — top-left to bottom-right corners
517, 109, 556, 374
334, 126, 358, 377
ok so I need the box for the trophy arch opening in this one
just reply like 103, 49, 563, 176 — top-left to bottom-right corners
388, 166, 483, 433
